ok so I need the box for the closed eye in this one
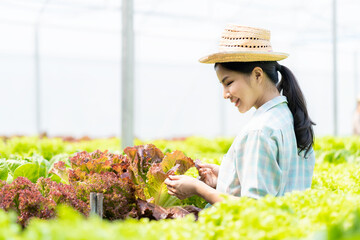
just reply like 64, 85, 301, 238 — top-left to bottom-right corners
226, 81, 233, 86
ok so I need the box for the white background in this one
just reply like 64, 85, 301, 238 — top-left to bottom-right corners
0, 0, 359, 140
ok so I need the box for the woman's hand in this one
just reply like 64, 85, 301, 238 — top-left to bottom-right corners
164, 175, 198, 200
197, 163, 219, 188
165, 173, 229, 205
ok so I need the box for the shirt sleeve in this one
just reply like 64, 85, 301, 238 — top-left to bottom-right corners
234, 129, 282, 199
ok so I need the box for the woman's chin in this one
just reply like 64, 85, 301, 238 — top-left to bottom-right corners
237, 106, 250, 113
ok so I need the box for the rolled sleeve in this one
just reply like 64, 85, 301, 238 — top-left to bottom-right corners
235, 130, 282, 199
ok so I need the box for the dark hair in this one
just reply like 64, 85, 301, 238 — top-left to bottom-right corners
215, 61, 315, 155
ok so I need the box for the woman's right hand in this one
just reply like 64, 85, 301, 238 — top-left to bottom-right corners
196, 162, 219, 189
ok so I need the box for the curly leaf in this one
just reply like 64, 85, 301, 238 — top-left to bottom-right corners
49, 161, 69, 184
136, 199, 170, 220
146, 163, 182, 207
161, 151, 195, 174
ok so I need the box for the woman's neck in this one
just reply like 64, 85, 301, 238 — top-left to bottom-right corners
254, 86, 280, 109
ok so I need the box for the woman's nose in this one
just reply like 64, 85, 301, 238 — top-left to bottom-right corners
223, 91, 231, 99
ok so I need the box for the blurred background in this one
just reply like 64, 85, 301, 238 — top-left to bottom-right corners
0, 0, 359, 141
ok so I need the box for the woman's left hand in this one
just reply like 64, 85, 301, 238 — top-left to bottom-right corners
164, 175, 198, 200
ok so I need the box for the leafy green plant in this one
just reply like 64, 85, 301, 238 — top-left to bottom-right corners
0, 176, 89, 227
50, 145, 200, 220
124, 145, 195, 207
13, 156, 50, 183
0, 155, 52, 184
4, 135, 360, 239
0, 159, 8, 181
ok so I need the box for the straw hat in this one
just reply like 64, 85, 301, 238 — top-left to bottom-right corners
199, 24, 289, 64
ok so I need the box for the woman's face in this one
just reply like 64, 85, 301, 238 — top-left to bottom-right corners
216, 64, 260, 113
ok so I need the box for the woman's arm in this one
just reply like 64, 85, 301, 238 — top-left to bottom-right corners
194, 180, 227, 204
165, 175, 237, 205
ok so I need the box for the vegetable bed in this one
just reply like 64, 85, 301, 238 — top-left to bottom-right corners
1, 136, 360, 239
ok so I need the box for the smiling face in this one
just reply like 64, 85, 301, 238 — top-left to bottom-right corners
216, 64, 263, 113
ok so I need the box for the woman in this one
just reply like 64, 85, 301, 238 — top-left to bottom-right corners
164, 24, 315, 205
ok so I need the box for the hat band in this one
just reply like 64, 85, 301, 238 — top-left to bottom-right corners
219, 45, 273, 52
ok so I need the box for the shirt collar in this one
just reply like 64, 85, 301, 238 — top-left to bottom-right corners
252, 95, 288, 117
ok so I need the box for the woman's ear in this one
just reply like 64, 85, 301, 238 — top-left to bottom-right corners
252, 67, 264, 84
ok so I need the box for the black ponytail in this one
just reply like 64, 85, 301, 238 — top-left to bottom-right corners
275, 63, 315, 155
215, 61, 315, 155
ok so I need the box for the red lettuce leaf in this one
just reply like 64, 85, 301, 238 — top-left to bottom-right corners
124, 144, 164, 199
136, 199, 201, 220
124, 144, 164, 180
136, 199, 170, 220
49, 161, 69, 184
145, 151, 195, 207
73, 172, 137, 220
51, 149, 139, 220
36, 177, 88, 216
167, 205, 201, 220
161, 151, 195, 175
0, 177, 55, 227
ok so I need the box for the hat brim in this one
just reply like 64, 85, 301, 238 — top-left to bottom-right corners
199, 51, 289, 64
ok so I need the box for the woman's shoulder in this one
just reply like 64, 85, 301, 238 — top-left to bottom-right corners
234, 123, 284, 148
244, 103, 293, 134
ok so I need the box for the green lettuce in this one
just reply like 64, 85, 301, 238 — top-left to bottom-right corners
6, 159, 28, 174
13, 155, 50, 183
0, 159, 8, 181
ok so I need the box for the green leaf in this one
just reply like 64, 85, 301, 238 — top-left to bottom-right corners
13, 163, 39, 183
13, 156, 49, 183
49, 173, 62, 183
6, 173, 13, 183
31, 154, 51, 175
154, 183, 180, 207
5, 159, 27, 174
0, 159, 8, 181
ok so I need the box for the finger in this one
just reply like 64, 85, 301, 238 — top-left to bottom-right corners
165, 179, 176, 188
168, 189, 178, 196
168, 175, 181, 180
164, 178, 171, 185
199, 169, 210, 176
198, 163, 211, 168
198, 173, 205, 180
200, 163, 218, 170
195, 159, 202, 169
199, 168, 211, 174
166, 185, 175, 191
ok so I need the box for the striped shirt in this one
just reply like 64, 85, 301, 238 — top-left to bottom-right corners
216, 96, 315, 199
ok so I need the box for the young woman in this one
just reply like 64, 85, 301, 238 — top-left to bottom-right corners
164, 24, 315, 205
